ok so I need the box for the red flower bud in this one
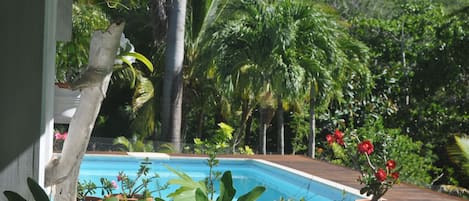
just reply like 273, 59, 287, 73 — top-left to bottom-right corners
375, 168, 387, 182
357, 140, 374, 155
386, 159, 396, 170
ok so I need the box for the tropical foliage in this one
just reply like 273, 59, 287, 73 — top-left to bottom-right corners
56, 0, 469, 196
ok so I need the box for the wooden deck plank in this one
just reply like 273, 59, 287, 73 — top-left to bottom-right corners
170, 154, 466, 201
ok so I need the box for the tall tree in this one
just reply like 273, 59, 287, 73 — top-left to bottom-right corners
205, 0, 363, 155
161, 0, 187, 152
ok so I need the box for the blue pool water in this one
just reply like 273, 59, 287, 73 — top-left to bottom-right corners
79, 155, 364, 201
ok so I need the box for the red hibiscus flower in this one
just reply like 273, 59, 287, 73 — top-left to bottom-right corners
358, 140, 374, 155
334, 129, 344, 139
386, 159, 396, 170
375, 168, 387, 182
334, 130, 345, 145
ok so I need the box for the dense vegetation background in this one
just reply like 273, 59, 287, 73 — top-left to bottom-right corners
56, 0, 468, 198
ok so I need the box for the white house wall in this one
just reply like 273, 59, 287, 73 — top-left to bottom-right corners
0, 0, 65, 200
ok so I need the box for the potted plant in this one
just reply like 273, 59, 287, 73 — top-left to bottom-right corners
77, 179, 117, 201
76, 158, 165, 201
109, 157, 159, 201
324, 129, 400, 201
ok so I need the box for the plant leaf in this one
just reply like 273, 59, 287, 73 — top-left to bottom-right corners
126, 52, 154, 72
113, 136, 131, 151
132, 74, 154, 112
195, 188, 208, 201
217, 171, 236, 201
237, 186, 266, 201
27, 178, 50, 201
119, 57, 138, 88
3, 191, 27, 201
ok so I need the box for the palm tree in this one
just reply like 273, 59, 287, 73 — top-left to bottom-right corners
161, 0, 187, 152
207, 0, 314, 154
183, 0, 230, 141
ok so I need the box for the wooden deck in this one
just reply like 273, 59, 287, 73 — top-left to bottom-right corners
170, 154, 466, 201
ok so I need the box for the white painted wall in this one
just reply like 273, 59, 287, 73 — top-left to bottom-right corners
0, 0, 70, 200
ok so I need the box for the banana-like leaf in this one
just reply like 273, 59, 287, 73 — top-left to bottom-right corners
217, 171, 236, 201
237, 186, 266, 201
3, 191, 27, 201
27, 178, 50, 201
195, 188, 209, 201
166, 165, 207, 200
125, 52, 154, 72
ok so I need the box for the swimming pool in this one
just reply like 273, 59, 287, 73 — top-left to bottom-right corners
79, 154, 365, 201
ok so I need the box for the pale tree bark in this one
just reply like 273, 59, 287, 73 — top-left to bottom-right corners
161, 0, 187, 152
259, 110, 266, 155
308, 84, 316, 158
44, 22, 124, 201
259, 107, 275, 155
277, 98, 284, 155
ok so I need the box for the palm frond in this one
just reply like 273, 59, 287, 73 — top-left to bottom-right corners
448, 135, 469, 175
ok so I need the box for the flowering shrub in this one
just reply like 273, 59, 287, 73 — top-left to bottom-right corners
77, 178, 117, 201
53, 131, 68, 152
115, 157, 161, 199
325, 129, 400, 201
54, 131, 68, 140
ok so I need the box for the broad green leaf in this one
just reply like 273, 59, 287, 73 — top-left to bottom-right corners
195, 188, 208, 201
27, 178, 50, 201
237, 186, 266, 201
217, 171, 236, 201
3, 191, 27, 201
166, 166, 198, 186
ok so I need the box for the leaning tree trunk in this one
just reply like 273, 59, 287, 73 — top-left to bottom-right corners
277, 98, 284, 155
45, 22, 124, 201
161, 0, 187, 152
308, 83, 316, 158
232, 99, 253, 153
